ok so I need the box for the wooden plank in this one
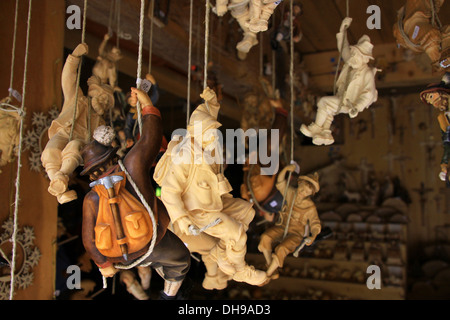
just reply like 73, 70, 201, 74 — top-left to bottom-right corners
302, 42, 442, 93
0, 0, 65, 300
64, 30, 243, 122
66, 0, 261, 100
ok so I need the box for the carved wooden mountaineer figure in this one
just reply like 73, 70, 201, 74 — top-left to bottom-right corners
258, 164, 321, 278
420, 73, 450, 185
300, 17, 378, 145
41, 44, 115, 204
154, 87, 268, 289
92, 33, 123, 92
81, 88, 191, 300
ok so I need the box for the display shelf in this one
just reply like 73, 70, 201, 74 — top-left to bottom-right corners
242, 205, 408, 300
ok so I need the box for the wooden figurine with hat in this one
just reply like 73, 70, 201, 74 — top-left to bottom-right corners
41, 43, 115, 204
258, 163, 321, 279
80, 88, 191, 300
420, 72, 450, 185
300, 17, 379, 145
92, 33, 123, 92
154, 87, 269, 290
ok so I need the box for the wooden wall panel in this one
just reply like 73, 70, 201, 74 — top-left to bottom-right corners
0, 0, 65, 300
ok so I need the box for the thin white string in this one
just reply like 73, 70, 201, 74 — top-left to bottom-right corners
8, 0, 20, 99
283, 0, 295, 240
10, 0, 32, 301
136, 0, 146, 136
203, 0, 210, 91
148, 0, 155, 74
333, 0, 350, 96
187, 0, 194, 126
203, 0, 211, 113
69, 0, 88, 141
116, 0, 121, 49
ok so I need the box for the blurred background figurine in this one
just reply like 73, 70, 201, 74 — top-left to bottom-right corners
300, 17, 379, 146
0, 97, 21, 173
41, 43, 115, 204
248, 0, 285, 34
215, 0, 259, 59
258, 164, 321, 279
393, 0, 450, 70
92, 33, 123, 92
420, 72, 450, 185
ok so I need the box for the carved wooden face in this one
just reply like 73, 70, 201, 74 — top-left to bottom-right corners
297, 180, 314, 199
425, 92, 449, 112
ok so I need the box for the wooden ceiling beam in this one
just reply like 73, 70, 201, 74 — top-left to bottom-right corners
64, 21, 243, 122
302, 42, 442, 94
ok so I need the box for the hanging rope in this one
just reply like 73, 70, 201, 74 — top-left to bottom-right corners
135, 0, 146, 136
333, 0, 350, 96
186, 0, 194, 126
10, 0, 33, 300
69, 0, 88, 142
203, 0, 210, 91
148, 0, 155, 74
107, 0, 115, 37
115, 0, 122, 49
8, 0, 20, 100
259, 32, 264, 78
282, 0, 296, 240
202, 0, 211, 114
271, 13, 276, 90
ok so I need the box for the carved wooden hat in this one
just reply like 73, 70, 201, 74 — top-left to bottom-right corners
352, 35, 374, 60
80, 126, 119, 176
420, 73, 450, 104
187, 103, 221, 136
298, 172, 320, 193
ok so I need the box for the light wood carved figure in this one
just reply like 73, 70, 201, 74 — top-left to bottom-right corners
215, 0, 259, 59
0, 97, 21, 173
154, 88, 269, 290
393, 0, 450, 70
247, 0, 283, 34
92, 34, 123, 92
420, 73, 450, 183
41, 44, 115, 204
241, 77, 279, 133
300, 17, 379, 145
258, 164, 321, 279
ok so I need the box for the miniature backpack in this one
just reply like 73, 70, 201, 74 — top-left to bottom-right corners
92, 171, 154, 259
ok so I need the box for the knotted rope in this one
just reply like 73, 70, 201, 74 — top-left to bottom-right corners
10, 0, 33, 300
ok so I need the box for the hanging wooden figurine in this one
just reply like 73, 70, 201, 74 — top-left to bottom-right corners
154, 87, 269, 289
300, 17, 379, 145
240, 77, 277, 133
248, 0, 285, 34
393, 0, 450, 70
41, 44, 115, 204
215, 0, 257, 58
420, 72, 450, 185
92, 33, 123, 92
240, 86, 289, 223
271, 1, 303, 51
258, 164, 321, 279
0, 97, 21, 173
80, 88, 191, 300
